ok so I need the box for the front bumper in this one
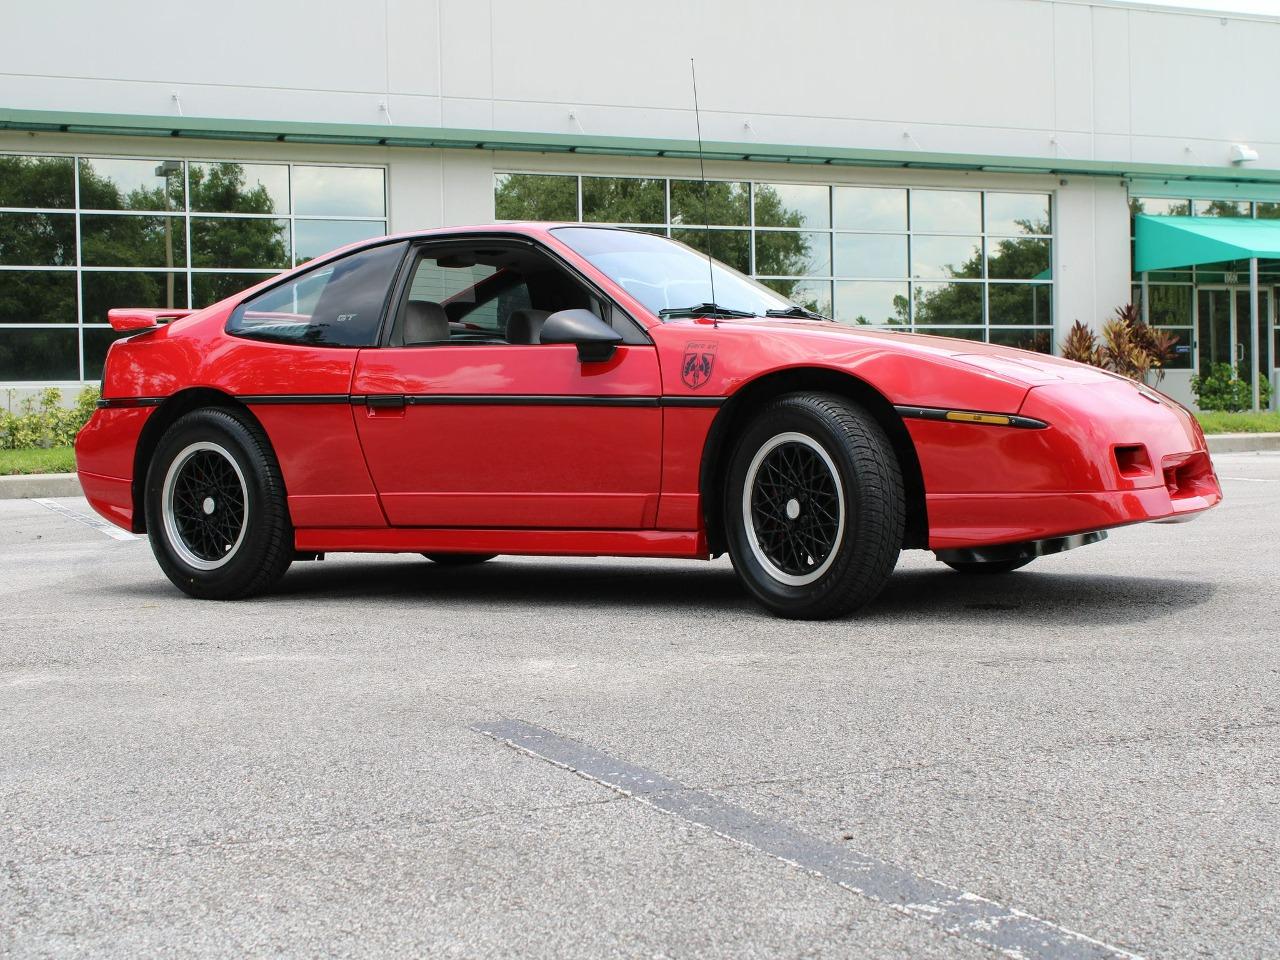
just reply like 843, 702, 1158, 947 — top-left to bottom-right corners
926, 482, 1218, 551
912, 379, 1222, 550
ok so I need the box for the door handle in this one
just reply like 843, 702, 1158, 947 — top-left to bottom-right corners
1237, 342, 1246, 363
367, 394, 406, 409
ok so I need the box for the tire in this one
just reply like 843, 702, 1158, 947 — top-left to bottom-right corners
724, 392, 904, 620
942, 557, 1034, 575
144, 407, 293, 600
422, 553, 498, 566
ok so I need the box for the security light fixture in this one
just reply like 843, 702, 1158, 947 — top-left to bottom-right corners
1229, 143, 1259, 164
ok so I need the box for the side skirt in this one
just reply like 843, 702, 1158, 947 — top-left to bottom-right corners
294, 527, 710, 560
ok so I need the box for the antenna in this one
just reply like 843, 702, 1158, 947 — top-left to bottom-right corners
690, 58, 717, 306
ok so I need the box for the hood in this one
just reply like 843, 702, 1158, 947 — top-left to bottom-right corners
711, 317, 1120, 387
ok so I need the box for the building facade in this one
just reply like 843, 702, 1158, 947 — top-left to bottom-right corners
3, 0, 1280, 409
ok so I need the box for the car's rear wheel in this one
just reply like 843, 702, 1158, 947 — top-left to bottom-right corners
724, 393, 903, 620
422, 553, 498, 566
145, 408, 293, 599
941, 557, 1034, 575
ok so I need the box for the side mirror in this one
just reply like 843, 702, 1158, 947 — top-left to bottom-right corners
539, 309, 623, 363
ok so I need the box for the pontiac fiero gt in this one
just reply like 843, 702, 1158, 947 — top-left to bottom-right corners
76, 224, 1221, 619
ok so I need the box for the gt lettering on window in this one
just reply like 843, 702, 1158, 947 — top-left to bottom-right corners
226, 241, 407, 347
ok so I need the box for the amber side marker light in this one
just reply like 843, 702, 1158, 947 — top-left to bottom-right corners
944, 411, 1013, 426
892, 405, 1048, 429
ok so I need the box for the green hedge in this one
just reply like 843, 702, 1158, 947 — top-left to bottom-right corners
1, 387, 100, 450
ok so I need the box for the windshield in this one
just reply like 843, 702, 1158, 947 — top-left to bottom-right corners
552, 227, 797, 318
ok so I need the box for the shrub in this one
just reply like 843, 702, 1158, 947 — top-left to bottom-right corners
1058, 305, 1179, 384
1191, 362, 1273, 412
0, 386, 101, 450
1060, 320, 1104, 367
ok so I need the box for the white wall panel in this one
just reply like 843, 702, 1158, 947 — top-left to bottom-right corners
1089, 5, 1131, 137
1127, 9, 1280, 143
0, 0, 387, 94
1053, 2, 1094, 134
440, 0, 493, 99
4, 0, 1280, 175
387, 0, 442, 97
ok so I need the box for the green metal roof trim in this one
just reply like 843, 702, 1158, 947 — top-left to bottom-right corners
5, 106, 1280, 185
1134, 215, 1280, 272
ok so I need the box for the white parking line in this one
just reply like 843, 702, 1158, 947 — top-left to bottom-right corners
476, 719, 1141, 960
1219, 477, 1278, 482
31, 498, 143, 541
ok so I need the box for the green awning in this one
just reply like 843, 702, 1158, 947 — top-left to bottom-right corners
1134, 214, 1280, 272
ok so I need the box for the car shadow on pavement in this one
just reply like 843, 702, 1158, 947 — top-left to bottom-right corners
253, 555, 1215, 627
865, 567, 1216, 627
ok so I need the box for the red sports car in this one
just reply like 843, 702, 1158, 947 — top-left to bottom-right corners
76, 224, 1221, 619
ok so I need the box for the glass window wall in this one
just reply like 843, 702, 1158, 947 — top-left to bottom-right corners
0, 153, 387, 381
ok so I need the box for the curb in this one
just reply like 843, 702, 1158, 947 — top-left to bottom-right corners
1206, 432, 1280, 454
0, 472, 83, 499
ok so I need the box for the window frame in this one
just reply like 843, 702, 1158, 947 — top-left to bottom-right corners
381, 234, 651, 349
223, 238, 410, 349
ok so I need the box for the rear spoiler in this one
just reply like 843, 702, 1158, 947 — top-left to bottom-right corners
107, 308, 196, 332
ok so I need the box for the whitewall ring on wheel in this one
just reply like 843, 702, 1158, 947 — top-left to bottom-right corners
724, 392, 904, 620
741, 431, 846, 587
161, 441, 250, 571
145, 407, 294, 600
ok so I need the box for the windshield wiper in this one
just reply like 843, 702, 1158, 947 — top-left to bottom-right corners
658, 302, 756, 320
765, 305, 831, 321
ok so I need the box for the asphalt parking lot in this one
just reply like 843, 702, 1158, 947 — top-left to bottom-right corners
2, 453, 1278, 959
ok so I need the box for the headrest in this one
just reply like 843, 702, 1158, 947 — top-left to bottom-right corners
404, 300, 449, 345
506, 308, 551, 345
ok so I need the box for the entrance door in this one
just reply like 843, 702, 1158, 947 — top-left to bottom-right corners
1197, 287, 1272, 397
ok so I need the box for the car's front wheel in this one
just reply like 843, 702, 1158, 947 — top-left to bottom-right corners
724, 393, 904, 620
145, 408, 293, 599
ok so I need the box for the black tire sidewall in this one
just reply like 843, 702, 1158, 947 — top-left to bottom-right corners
724, 395, 902, 618
145, 408, 290, 599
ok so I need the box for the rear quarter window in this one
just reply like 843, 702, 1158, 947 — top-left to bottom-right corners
227, 241, 407, 347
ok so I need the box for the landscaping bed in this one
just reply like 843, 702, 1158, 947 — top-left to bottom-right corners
1194, 410, 1280, 434
0, 446, 77, 476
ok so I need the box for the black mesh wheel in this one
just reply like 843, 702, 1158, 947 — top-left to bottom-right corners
145, 408, 293, 600
724, 393, 904, 620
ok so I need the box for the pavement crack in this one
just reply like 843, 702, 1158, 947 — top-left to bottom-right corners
5, 794, 626, 869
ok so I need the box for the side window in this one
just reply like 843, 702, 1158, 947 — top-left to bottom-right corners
406, 258, 524, 337
391, 244, 599, 346
227, 241, 407, 347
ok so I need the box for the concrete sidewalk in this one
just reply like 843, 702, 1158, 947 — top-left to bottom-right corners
0, 472, 83, 499
1205, 432, 1280, 453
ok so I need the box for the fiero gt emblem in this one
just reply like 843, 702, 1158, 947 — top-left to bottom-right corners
682, 341, 718, 389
